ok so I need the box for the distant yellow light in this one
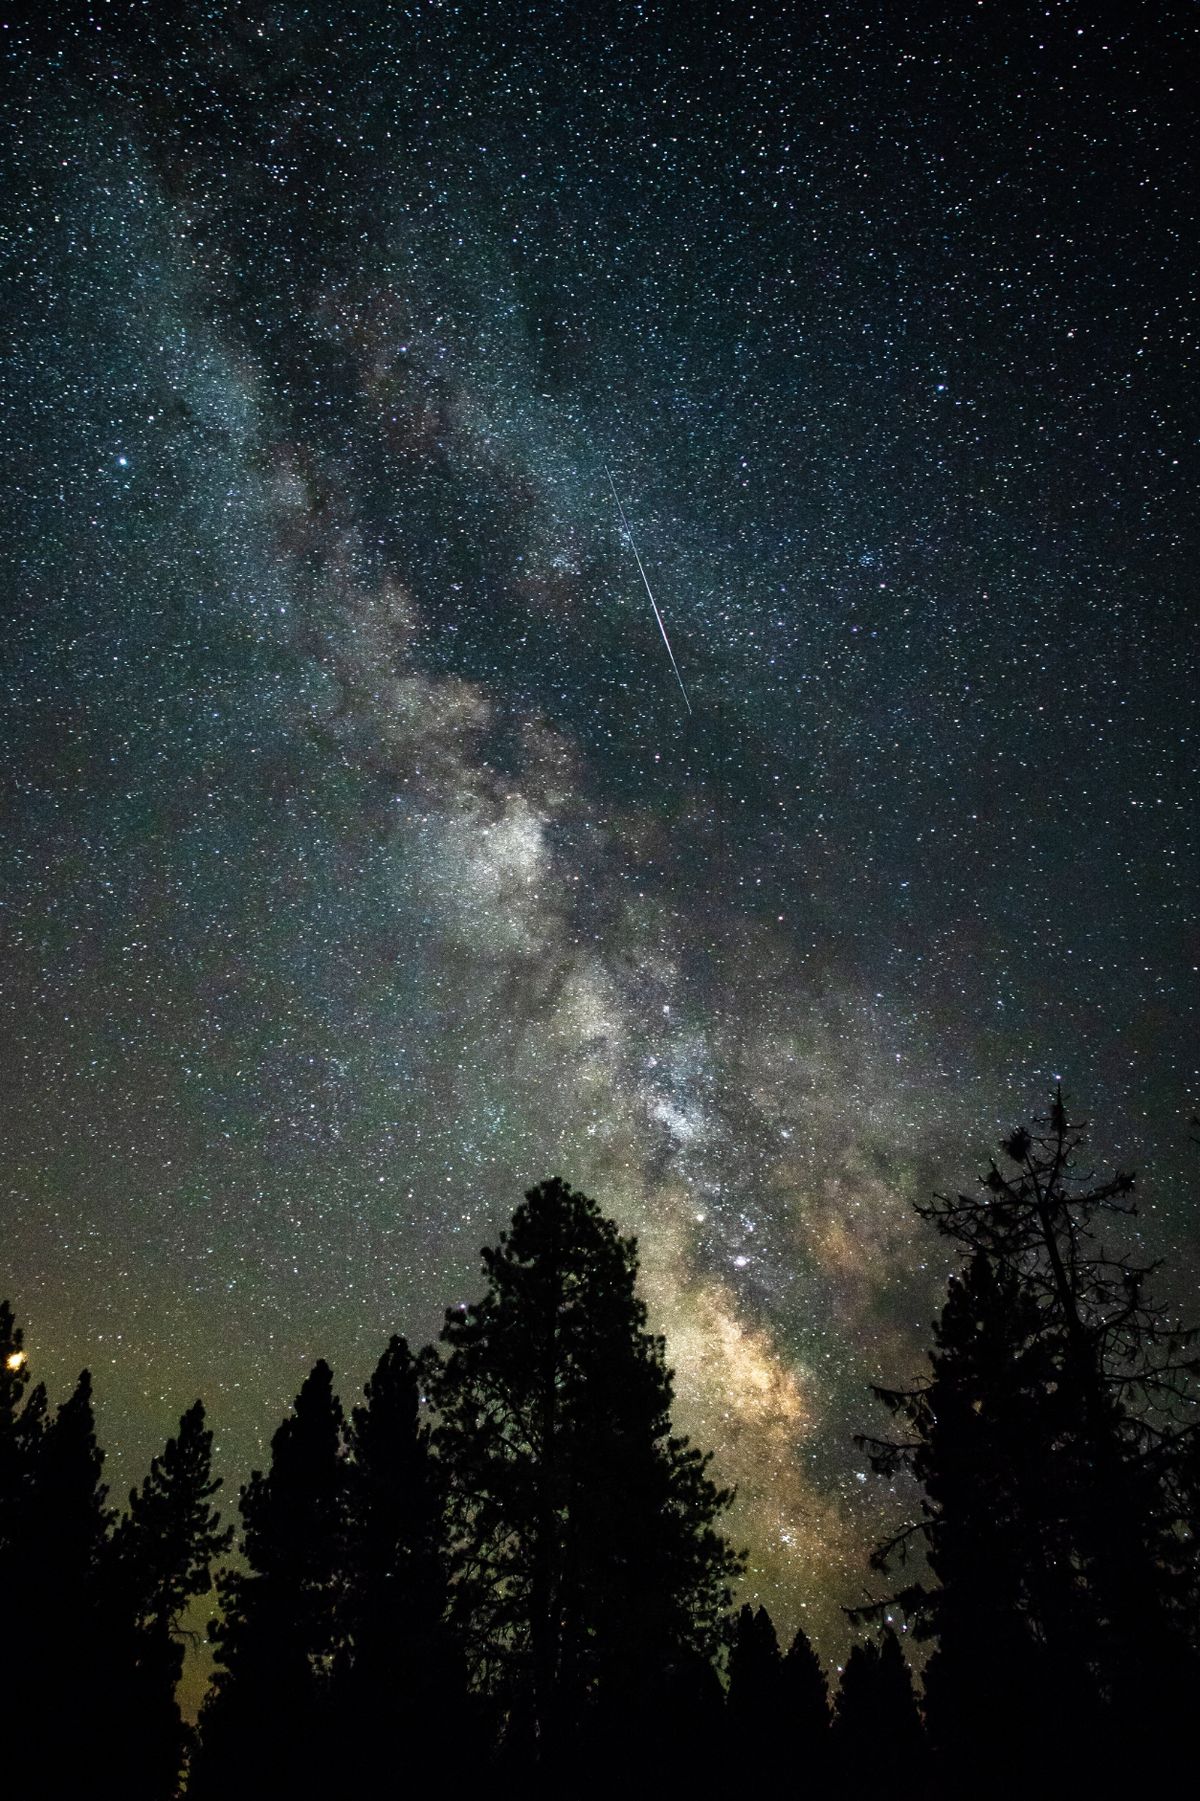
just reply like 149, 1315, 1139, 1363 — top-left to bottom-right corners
5, 1351, 26, 1373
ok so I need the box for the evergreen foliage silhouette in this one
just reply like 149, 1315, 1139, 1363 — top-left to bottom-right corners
435, 1176, 742, 1773
861, 1093, 1200, 1782
781, 1619, 830, 1741
876, 1252, 1071, 1777
36, 1367, 111, 1597
117, 1400, 232, 1637
832, 1628, 924, 1795
194, 1359, 347, 1801
7, 1365, 118, 1798
725, 1603, 830, 1783
0, 1311, 217, 1798
726, 1602, 783, 1741
778, 1619, 831, 1784
110, 1401, 233, 1798
338, 1334, 475, 1790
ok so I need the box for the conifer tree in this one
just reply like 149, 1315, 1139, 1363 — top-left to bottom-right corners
35, 1368, 111, 1597
435, 1177, 742, 1773
920, 1095, 1195, 1648
118, 1401, 232, 1637
782, 1621, 829, 1735
832, 1629, 924, 1795
872, 1252, 1076, 1776
781, 1622, 830, 1776
1, 1320, 147, 1800
110, 1401, 233, 1799
338, 1335, 475, 1790
862, 1093, 1200, 1780
725, 1603, 786, 1779
193, 1361, 346, 1801
18, 1371, 116, 1797
727, 1603, 782, 1709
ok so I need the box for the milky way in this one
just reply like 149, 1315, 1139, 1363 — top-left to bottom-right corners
3, 3, 1197, 1669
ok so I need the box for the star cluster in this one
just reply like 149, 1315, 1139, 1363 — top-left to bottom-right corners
2, 2, 1196, 1661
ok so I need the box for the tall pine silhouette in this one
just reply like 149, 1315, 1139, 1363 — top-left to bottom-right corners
337, 1334, 476, 1790
9, 1366, 116, 1798
193, 1360, 346, 1801
832, 1628, 924, 1796
0, 1309, 235, 1798
862, 1093, 1200, 1785
111, 1400, 233, 1798
726, 1603, 783, 1758
782, 1620, 831, 1779
725, 1603, 831, 1784
435, 1177, 741, 1777
873, 1252, 1075, 1779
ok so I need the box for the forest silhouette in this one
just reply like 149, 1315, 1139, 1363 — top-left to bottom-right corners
2, 1097, 1197, 1798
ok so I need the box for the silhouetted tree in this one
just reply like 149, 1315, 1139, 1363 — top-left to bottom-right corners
727, 1601, 783, 1719
872, 1251, 1083, 1782
862, 1093, 1200, 1783
109, 1401, 233, 1798
725, 1603, 787, 1779
0, 1322, 195, 1799
15, 1370, 117, 1797
832, 1628, 924, 1795
337, 1334, 477, 1790
193, 1360, 346, 1801
781, 1622, 831, 1774
118, 1400, 232, 1638
36, 1368, 110, 1597
435, 1177, 742, 1777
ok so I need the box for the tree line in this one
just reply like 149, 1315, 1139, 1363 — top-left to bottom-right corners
1, 1098, 1197, 1797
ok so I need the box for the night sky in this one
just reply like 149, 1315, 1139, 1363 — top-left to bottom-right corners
3, 2, 1197, 1667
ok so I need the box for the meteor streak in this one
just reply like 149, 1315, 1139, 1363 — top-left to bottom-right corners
605, 466, 692, 715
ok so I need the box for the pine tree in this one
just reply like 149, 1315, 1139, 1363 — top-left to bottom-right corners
781, 1622, 830, 1772
338, 1335, 476, 1790
727, 1601, 782, 1706
109, 1401, 233, 1798
435, 1177, 742, 1775
725, 1604, 785, 1780
193, 1361, 347, 1801
862, 1093, 1200, 1780
118, 1401, 232, 1638
1, 1346, 156, 1801
880, 1253, 1078, 1777
17, 1371, 116, 1798
34, 1368, 110, 1597
832, 1629, 924, 1795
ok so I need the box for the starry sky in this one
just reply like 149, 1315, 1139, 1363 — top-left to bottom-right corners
3, 2, 1197, 1665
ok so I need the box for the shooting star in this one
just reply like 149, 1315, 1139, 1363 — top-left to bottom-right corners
605, 466, 692, 715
